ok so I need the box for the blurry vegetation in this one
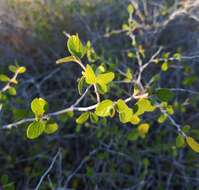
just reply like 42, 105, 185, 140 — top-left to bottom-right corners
0, 0, 199, 190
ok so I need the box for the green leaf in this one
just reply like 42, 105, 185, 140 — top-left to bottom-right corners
156, 88, 174, 102
122, 24, 129, 31
186, 136, 199, 153
0, 174, 9, 185
116, 99, 129, 112
96, 65, 105, 74
157, 114, 167, 124
138, 123, 150, 137
82, 64, 97, 85
56, 55, 78, 64
18, 66, 26, 74
124, 68, 133, 82
96, 72, 115, 85
127, 129, 139, 141
130, 114, 140, 125
9, 65, 17, 73
134, 98, 156, 116
182, 125, 190, 133
27, 121, 45, 139
97, 83, 108, 94
86, 166, 94, 177
77, 76, 85, 95
173, 53, 181, 60
31, 98, 48, 117
95, 99, 114, 117
76, 112, 89, 124
45, 122, 59, 134
127, 4, 134, 14
176, 135, 185, 148
166, 105, 174, 115
90, 112, 98, 123
0, 74, 10, 82
162, 52, 170, 59
67, 34, 85, 58
8, 87, 16, 96
116, 99, 133, 123
161, 62, 168, 71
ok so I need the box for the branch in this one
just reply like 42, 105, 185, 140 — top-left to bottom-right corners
35, 149, 60, 190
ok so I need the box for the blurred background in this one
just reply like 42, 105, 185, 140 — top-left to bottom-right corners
0, 0, 199, 189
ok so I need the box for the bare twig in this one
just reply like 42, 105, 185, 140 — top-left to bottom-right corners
35, 149, 60, 190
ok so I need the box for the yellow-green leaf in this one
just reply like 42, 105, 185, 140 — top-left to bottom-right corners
90, 112, 98, 123
45, 122, 59, 134
31, 98, 48, 117
97, 83, 108, 94
161, 62, 168, 71
18, 66, 26, 74
130, 115, 140, 125
76, 112, 89, 124
9, 65, 17, 73
0, 74, 10, 82
82, 64, 97, 84
67, 34, 85, 58
77, 76, 85, 95
95, 99, 114, 117
157, 114, 167, 124
186, 136, 199, 153
8, 87, 16, 96
134, 98, 156, 116
176, 135, 185, 148
96, 72, 115, 85
127, 4, 134, 14
27, 121, 45, 139
56, 55, 78, 64
116, 99, 133, 123
124, 68, 133, 82
138, 123, 150, 136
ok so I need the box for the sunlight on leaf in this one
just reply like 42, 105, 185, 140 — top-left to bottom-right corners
95, 99, 114, 117
27, 121, 45, 139
186, 136, 199, 153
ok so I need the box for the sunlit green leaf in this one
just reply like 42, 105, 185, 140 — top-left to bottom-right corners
56, 55, 78, 64
27, 121, 45, 139
67, 34, 85, 58
127, 4, 134, 14
161, 62, 168, 71
157, 114, 167, 124
8, 87, 16, 96
31, 98, 48, 117
116, 99, 133, 123
76, 112, 89, 124
82, 64, 97, 84
96, 72, 115, 85
0, 74, 10, 82
138, 123, 150, 137
18, 66, 26, 74
130, 114, 140, 125
134, 98, 156, 116
9, 65, 17, 73
95, 99, 114, 117
186, 136, 199, 153
77, 76, 85, 95
44, 122, 59, 134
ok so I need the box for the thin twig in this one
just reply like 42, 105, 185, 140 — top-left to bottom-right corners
35, 149, 60, 190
